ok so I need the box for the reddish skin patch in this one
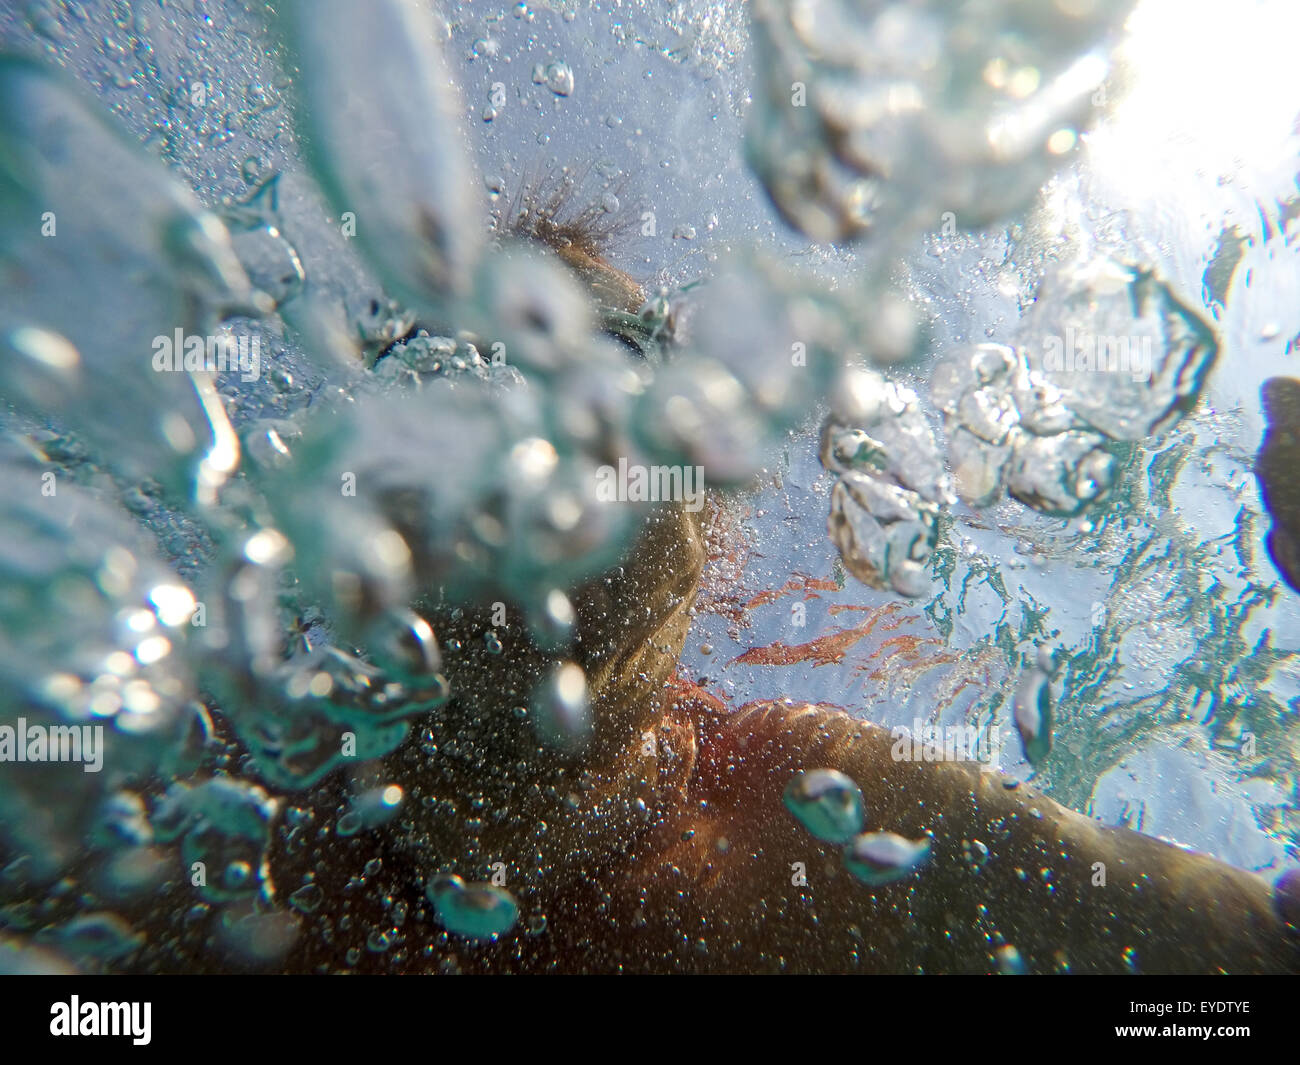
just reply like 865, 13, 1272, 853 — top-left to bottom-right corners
728, 602, 916, 668
662, 677, 858, 778
827, 601, 907, 617
854, 651, 960, 683
663, 671, 728, 717
863, 632, 947, 662
663, 677, 858, 784
625, 694, 1300, 973
742, 574, 840, 610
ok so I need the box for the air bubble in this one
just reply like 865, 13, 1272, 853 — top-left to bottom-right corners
843, 832, 932, 886
783, 769, 864, 844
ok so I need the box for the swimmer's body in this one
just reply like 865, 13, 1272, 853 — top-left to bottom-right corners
100, 185, 1300, 975
266, 502, 1298, 973
347, 193, 1299, 973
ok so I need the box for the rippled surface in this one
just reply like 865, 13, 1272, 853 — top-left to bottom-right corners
0, 0, 1297, 973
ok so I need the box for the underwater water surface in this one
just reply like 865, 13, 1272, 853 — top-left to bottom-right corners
0, 0, 1298, 977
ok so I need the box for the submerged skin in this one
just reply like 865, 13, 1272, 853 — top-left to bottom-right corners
552, 242, 645, 316
245, 258, 1300, 974
629, 695, 1296, 972
90, 234, 1298, 975
255, 500, 1295, 974
558, 505, 1297, 973
82, 486, 1296, 972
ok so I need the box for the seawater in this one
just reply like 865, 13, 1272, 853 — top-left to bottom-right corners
0, 0, 1296, 974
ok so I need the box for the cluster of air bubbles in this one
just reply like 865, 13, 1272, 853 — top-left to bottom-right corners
931, 255, 1216, 515
373, 332, 495, 385
219, 640, 447, 792
265, 0, 861, 638
151, 777, 277, 903
1015, 255, 1219, 442
0, 440, 208, 881
826, 253, 1217, 594
822, 366, 953, 596
259, 378, 635, 635
638, 256, 850, 485
785, 769, 932, 886
932, 341, 1117, 515
0, 446, 197, 731
192, 532, 448, 791
0, 57, 259, 493
746, 0, 1134, 243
